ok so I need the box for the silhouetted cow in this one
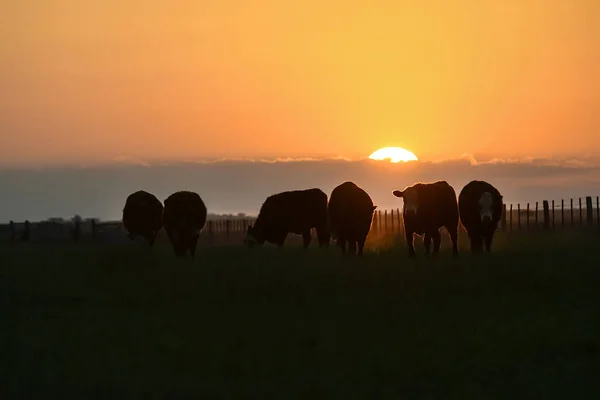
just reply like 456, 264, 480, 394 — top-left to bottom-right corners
328, 181, 377, 256
162, 191, 207, 260
122, 190, 164, 247
245, 188, 329, 249
393, 181, 459, 257
458, 180, 503, 253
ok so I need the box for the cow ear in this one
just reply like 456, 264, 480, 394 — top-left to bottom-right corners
392, 190, 403, 198
372, 206, 377, 211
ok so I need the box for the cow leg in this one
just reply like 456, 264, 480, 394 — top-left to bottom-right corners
432, 230, 442, 254
337, 234, 347, 253
189, 235, 199, 260
302, 230, 312, 249
347, 235, 357, 255
484, 231, 494, 252
424, 233, 432, 255
148, 232, 157, 248
405, 229, 416, 257
357, 235, 366, 257
468, 232, 480, 253
448, 225, 459, 257
316, 228, 330, 248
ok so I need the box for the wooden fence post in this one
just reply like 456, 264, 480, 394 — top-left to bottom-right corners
543, 200, 550, 230
372, 211, 378, 234
517, 203, 521, 230
579, 198, 583, 225
586, 196, 593, 226
597, 197, 600, 227
509, 204, 513, 231
21, 220, 30, 242
552, 200, 555, 228
225, 220, 231, 240
208, 220, 214, 243
501, 204, 507, 231
571, 199, 574, 227
535, 202, 538, 227
526, 203, 530, 230
72, 219, 81, 242
384, 210, 388, 234
561, 199, 564, 227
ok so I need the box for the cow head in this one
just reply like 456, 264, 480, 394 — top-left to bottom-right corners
478, 192, 496, 223
393, 187, 418, 215
244, 225, 264, 248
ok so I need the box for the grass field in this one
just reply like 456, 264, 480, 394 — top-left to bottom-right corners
1, 230, 600, 399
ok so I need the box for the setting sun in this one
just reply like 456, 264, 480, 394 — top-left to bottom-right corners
369, 147, 419, 163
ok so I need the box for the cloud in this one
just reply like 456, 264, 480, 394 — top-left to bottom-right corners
2, 154, 600, 222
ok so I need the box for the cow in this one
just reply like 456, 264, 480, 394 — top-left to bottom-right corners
162, 191, 207, 260
458, 180, 503, 253
392, 181, 459, 257
245, 188, 330, 249
328, 181, 377, 256
122, 190, 164, 247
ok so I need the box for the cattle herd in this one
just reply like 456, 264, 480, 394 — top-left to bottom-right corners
123, 180, 503, 260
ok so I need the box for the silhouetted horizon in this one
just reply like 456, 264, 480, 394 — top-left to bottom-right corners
2, 155, 600, 223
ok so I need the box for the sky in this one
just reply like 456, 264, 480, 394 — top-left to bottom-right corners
1, 0, 600, 167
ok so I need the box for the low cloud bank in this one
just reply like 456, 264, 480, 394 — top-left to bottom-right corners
1, 155, 600, 222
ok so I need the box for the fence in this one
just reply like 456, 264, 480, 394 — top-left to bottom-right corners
2, 196, 599, 245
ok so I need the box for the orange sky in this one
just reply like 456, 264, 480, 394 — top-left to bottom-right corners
1, 0, 599, 166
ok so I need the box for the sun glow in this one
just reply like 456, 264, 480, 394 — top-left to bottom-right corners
369, 147, 418, 163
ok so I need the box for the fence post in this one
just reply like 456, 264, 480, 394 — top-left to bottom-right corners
597, 197, 600, 227
372, 211, 378, 234
208, 220, 214, 243
225, 220, 231, 240
517, 203, 521, 230
384, 210, 388, 234
535, 202, 538, 227
579, 198, 583, 225
9, 220, 15, 241
526, 203, 530, 230
552, 200, 555, 228
21, 220, 30, 242
561, 199, 564, 227
509, 204, 513, 231
543, 200, 550, 230
571, 199, 574, 227
586, 196, 593, 226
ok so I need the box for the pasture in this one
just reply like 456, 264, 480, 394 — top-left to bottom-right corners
1, 229, 600, 399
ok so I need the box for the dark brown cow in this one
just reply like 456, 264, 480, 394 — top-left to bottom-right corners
328, 181, 377, 256
122, 190, 163, 247
393, 181, 459, 257
458, 180, 503, 253
162, 191, 207, 260
245, 188, 330, 249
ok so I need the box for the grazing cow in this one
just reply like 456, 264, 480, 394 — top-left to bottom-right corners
458, 180, 503, 253
162, 191, 207, 260
393, 181, 459, 257
245, 188, 330, 249
328, 181, 377, 256
122, 190, 164, 247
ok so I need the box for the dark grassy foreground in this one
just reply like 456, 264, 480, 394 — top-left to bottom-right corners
1, 230, 600, 399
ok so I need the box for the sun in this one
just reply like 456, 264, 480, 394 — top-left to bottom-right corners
369, 147, 418, 163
